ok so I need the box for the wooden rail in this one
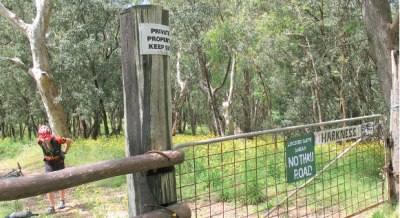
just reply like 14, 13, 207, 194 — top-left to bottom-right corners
0, 150, 184, 201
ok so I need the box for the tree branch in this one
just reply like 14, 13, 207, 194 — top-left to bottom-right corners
0, 56, 31, 76
32, 0, 52, 33
0, 2, 30, 37
214, 55, 232, 93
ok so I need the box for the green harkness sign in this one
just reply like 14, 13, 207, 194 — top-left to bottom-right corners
286, 134, 316, 183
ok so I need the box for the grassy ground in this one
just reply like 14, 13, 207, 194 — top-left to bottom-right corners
0, 135, 398, 217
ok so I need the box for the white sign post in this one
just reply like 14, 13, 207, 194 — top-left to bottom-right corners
139, 23, 170, 56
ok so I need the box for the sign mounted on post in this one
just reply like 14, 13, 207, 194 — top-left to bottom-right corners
139, 23, 170, 56
314, 125, 361, 145
286, 134, 316, 183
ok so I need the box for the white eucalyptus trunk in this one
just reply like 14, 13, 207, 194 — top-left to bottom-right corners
222, 54, 236, 135
0, 0, 69, 136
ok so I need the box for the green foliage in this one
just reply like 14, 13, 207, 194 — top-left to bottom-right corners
0, 138, 31, 159
0, 200, 22, 217
370, 203, 399, 218
0, 0, 390, 140
67, 136, 125, 166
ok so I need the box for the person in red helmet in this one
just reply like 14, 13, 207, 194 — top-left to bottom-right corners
37, 125, 72, 214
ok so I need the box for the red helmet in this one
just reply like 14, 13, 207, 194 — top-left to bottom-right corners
38, 125, 52, 140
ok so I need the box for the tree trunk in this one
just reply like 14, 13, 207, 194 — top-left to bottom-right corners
240, 68, 252, 133
99, 99, 109, 136
337, 12, 348, 122
30, 115, 38, 137
91, 111, 101, 139
390, 50, 399, 202
307, 37, 323, 127
361, 0, 399, 106
196, 46, 227, 136
361, 0, 399, 202
19, 124, 23, 140
117, 104, 123, 134
222, 54, 236, 135
91, 59, 109, 136
10, 125, 15, 139
254, 66, 272, 126
109, 107, 117, 135
72, 116, 77, 137
80, 118, 89, 138
1, 122, 6, 139
181, 110, 186, 134
187, 94, 197, 135
28, 124, 32, 140
172, 48, 188, 136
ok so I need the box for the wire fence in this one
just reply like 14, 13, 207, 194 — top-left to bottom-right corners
174, 115, 387, 217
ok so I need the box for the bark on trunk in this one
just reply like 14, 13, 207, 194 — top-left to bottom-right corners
222, 54, 236, 135
172, 48, 188, 136
390, 50, 399, 202
80, 118, 89, 138
196, 46, 226, 136
18, 124, 23, 140
254, 66, 272, 125
361, 0, 399, 202
91, 111, 101, 139
240, 68, 252, 133
306, 37, 323, 127
187, 94, 197, 135
1, 122, 6, 139
361, 0, 399, 105
338, 14, 348, 122
117, 104, 123, 134
35, 74, 69, 136
100, 99, 109, 136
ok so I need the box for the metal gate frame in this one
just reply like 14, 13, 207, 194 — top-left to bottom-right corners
174, 114, 389, 217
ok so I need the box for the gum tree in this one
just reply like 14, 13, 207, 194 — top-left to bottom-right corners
0, 0, 69, 136
360, 0, 399, 202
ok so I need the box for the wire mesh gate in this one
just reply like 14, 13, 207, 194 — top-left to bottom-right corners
173, 115, 388, 217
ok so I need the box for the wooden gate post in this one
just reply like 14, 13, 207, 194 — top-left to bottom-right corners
390, 50, 399, 202
120, 5, 175, 217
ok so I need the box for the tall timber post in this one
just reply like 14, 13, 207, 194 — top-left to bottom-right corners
120, 4, 175, 217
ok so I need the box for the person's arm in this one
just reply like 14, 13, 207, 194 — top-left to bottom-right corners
63, 138, 72, 154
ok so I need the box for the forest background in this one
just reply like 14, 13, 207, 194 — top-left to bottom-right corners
0, 0, 399, 217
0, 0, 398, 140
